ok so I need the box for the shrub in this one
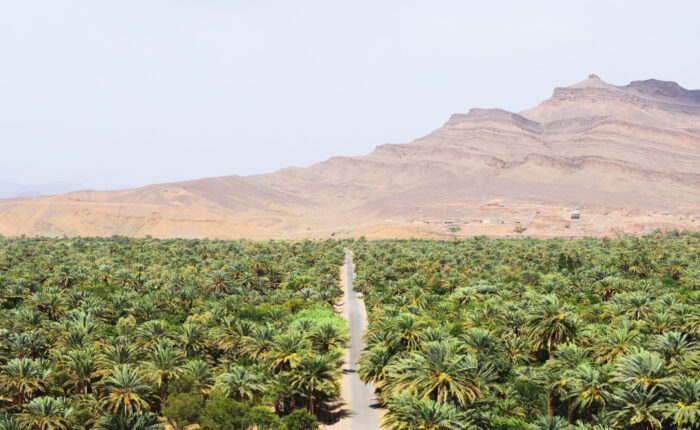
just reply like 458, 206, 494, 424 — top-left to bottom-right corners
288, 306, 347, 333
282, 409, 318, 430
492, 416, 532, 430
167, 374, 199, 396
116, 315, 137, 338
163, 393, 204, 429
200, 394, 248, 430
246, 406, 281, 429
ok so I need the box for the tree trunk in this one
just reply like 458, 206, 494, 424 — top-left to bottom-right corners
547, 390, 554, 417
308, 389, 314, 415
587, 406, 592, 423
568, 406, 575, 424
308, 379, 315, 415
161, 374, 168, 404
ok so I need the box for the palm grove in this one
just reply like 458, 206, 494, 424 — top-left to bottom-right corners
1, 233, 698, 430
0, 237, 348, 429
352, 233, 699, 430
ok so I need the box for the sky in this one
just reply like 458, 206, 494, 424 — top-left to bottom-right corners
1, 1, 699, 190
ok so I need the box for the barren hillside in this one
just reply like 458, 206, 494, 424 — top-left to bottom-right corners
1, 75, 699, 239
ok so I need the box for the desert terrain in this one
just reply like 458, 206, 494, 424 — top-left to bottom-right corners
1, 75, 698, 239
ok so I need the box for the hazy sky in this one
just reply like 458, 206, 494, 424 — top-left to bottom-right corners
2, 1, 699, 189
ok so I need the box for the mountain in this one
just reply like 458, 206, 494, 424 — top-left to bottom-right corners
1, 75, 699, 239
0, 181, 85, 199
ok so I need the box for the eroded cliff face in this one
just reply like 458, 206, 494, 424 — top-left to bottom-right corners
1, 76, 699, 239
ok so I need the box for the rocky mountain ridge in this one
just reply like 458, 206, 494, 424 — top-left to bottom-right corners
1, 75, 698, 239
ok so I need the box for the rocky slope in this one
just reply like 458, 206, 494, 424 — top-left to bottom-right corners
1, 75, 699, 239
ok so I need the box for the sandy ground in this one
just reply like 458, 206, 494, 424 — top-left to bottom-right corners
310, 204, 700, 240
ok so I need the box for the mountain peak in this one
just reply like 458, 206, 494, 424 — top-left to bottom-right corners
626, 79, 700, 103
445, 108, 541, 132
628, 78, 684, 93
564, 75, 616, 90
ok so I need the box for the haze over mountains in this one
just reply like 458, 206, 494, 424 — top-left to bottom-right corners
0, 181, 85, 199
1, 75, 699, 239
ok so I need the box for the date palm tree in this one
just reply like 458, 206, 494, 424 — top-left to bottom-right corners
265, 332, 310, 372
208, 270, 232, 294
540, 344, 590, 420
593, 324, 639, 364
0, 413, 20, 430
504, 335, 534, 365
10, 307, 46, 332
623, 292, 654, 321
383, 341, 493, 406
658, 376, 700, 430
290, 354, 340, 415
524, 295, 579, 358
241, 324, 276, 359
650, 331, 696, 368
309, 322, 348, 354
180, 359, 214, 396
175, 322, 208, 358
390, 313, 427, 352
214, 365, 266, 402
0, 412, 21, 430
594, 276, 626, 301
645, 310, 672, 335
30, 288, 68, 321
135, 320, 172, 349
144, 340, 184, 404
0, 358, 50, 405
461, 327, 501, 356
565, 365, 614, 423
212, 317, 254, 356
132, 263, 147, 287
114, 268, 135, 289
98, 365, 153, 416
358, 346, 392, 385
8, 331, 45, 359
94, 412, 162, 430
680, 311, 700, 337
613, 386, 663, 430
612, 351, 665, 392
535, 415, 570, 430
61, 347, 102, 394
383, 391, 469, 430
101, 342, 141, 367
16, 396, 72, 430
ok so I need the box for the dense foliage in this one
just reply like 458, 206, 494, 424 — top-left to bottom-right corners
353, 233, 700, 429
0, 237, 346, 429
